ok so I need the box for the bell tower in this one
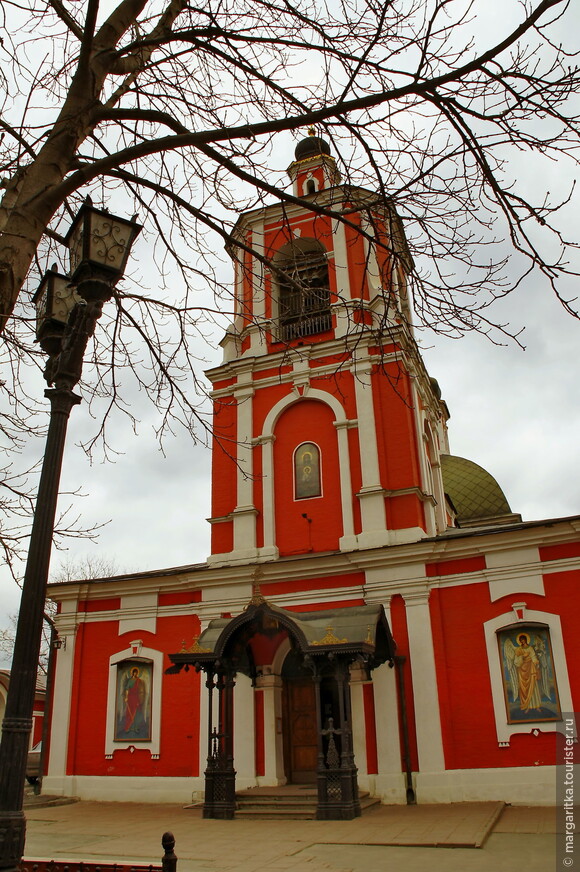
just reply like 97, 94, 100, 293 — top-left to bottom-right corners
206, 133, 451, 566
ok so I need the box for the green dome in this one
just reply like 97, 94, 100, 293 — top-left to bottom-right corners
440, 454, 521, 528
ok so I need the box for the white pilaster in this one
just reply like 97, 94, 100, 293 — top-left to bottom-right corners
247, 218, 269, 356
258, 434, 278, 558
360, 215, 381, 300
45, 613, 77, 790
411, 388, 436, 537
335, 420, 357, 550
403, 588, 446, 773
331, 215, 352, 338
234, 673, 256, 789
232, 368, 258, 557
349, 662, 369, 790
256, 673, 286, 785
352, 349, 388, 547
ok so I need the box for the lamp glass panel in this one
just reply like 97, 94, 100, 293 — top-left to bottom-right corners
35, 284, 50, 333
52, 279, 80, 323
88, 212, 134, 272
68, 220, 84, 275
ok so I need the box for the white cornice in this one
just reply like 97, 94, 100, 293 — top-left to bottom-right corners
46, 518, 580, 610
207, 339, 410, 395
229, 184, 385, 240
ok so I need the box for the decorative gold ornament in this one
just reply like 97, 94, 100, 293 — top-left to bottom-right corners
312, 626, 348, 646
247, 567, 266, 606
182, 635, 212, 654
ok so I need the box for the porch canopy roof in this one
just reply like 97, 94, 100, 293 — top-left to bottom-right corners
167, 597, 396, 677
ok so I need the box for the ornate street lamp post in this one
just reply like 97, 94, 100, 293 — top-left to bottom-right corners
0, 201, 141, 872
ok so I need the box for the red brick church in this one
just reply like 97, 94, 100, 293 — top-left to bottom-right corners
44, 134, 579, 816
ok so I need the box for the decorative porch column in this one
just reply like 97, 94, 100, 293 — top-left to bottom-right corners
315, 658, 361, 820
203, 668, 237, 819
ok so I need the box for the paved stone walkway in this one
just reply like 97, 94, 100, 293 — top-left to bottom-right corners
22, 800, 558, 872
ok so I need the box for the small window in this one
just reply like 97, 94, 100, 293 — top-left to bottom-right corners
294, 442, 322, 499
306, 179, 316, 195
276, 239, 331, 341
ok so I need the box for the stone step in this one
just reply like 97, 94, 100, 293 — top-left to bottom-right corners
23, 794, 80, 809
234, 789, 380, 819
235, 807, 316, 820
236, 795, 316, 805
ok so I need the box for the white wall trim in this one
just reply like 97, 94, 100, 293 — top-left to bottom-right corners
41, 774, 204, 804
46, 626, 77, 779
483, 608, 574, 746
403, 588, 446, 773
41, 764, 562, 806
414, 764, 560, 805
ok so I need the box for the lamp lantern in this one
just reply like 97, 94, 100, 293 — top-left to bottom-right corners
32, 266, 79, 356
0, 197, 141, 872
64, 197, 142, 300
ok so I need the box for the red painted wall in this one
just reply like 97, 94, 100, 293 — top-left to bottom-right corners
210, 392, 237, 554
287, 599, 365, 613
426, 556, 486, 577
67, 613, 202, 777
254, 689, 265, 777
262, 572, 364, 598
32, 703, 44, 746
430, 569, 580, 770
372, 362, 425, 531
344, 210, 370, 301
363, 683, 378, 774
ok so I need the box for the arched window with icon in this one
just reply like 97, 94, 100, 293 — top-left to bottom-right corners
294, 442, 322, 500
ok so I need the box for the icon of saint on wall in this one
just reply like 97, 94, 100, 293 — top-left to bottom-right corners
294, 442, 321, 499
498, 627, 561, 724
114, 659, 152, 741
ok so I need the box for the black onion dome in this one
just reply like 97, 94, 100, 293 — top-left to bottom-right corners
294, 133, 331, 161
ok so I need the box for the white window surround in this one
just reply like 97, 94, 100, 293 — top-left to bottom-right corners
260, 388, 356, 551
484, 608, 575, 746
303, 175, 318, 195
105, 643, 164, 759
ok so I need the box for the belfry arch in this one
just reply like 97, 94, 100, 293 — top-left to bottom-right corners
168, 592, 395, 820
273, 237, 332, 341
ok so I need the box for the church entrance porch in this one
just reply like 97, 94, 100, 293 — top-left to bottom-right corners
167, 594, 395, 820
